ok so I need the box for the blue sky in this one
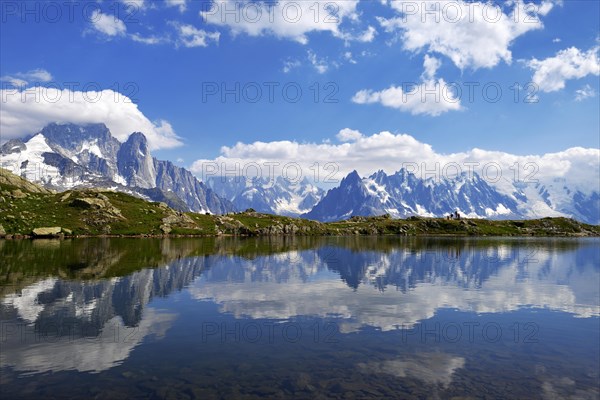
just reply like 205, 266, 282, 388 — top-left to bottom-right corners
1, 0, 599, 174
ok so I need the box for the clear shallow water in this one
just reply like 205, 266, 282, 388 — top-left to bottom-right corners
0, 237, 599, 399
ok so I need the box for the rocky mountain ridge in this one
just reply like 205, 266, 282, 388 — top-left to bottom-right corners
0, 123, 233, 214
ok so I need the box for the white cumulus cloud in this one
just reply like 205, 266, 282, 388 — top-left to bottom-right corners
379, 0, 558, 70
282, 58, 301, 73
352, 55, 462, 116
575, 84, 596, 102
336, 128, 363, 142
190, 128, 599, 197
200, 0, 360, 44
130, 33, 169, 45
90, 10, 127, 37
356, 25, 377, 43
307, 50, 331, 74
526, 45, 600, 92
1, 86, 182, 150
172, 22, 221, 47
166, 0, 188, 13
121, 0, 146, 9
422, 54, 442, 79
1, 69, 53, 87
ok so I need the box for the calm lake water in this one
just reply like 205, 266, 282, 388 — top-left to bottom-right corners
1, 237, 599, 399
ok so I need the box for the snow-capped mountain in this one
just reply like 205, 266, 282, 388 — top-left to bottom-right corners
206, 175, 325, 217
513, 178, 600, 224
303, 169, 600, 224
2, 123, 597, 223
0, 123, 234, 214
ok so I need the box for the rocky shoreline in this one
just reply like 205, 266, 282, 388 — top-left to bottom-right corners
2, 214, 599, 240
2, 168, 599, 239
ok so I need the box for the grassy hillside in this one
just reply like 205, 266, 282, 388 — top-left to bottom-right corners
1, 168, 598, 238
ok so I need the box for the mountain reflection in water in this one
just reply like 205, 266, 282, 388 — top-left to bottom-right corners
1, 237, 598, 399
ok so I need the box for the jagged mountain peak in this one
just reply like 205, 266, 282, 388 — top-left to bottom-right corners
348, 169, 361, 178
124, 131, 149, 145
40, 122, 113, 147
303, 164, 598, 224
206, 174, 325, 217
43, 121, 109, 134
372, 169, 386, 178
342, 170, 362, 185
36, 123, 122, 175
3, 123, 597, 223
304, 168, 522, 222
1, 138, 27, 154
389, 168, 416, 182
0, 123, 234, 215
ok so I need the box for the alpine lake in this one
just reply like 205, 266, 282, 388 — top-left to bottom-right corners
1, 236, 598, 399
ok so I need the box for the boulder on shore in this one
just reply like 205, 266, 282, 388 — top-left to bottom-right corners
70, 197, 106, 209
11, 189, 27, 199
32, 227, 62, 236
